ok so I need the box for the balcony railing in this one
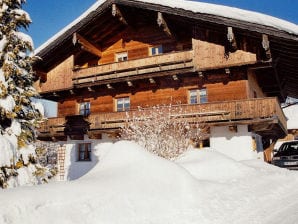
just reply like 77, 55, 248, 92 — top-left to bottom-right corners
72, 50, 194, 87
38, 97, 287, 139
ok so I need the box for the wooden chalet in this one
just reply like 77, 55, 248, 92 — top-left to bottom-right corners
33, 0, 298, 165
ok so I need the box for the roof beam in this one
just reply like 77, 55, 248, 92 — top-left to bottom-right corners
127, 81, 133, 87
149, 78, 156, 84
157, 12, 172, 37
36, 70, 47, 83
72, 33, 102, 57
273, 59, 286, 102
106, 83, 113, 89
225, 27, 237, 57
172, 74, 179, 81
88, 86, 95, 92
112, 4, 127, 25
262, 34, 271, 60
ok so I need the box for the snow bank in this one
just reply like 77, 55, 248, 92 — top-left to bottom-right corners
176, 149, 255, 182
1, 141, 298, 224
0, 141, 209, 223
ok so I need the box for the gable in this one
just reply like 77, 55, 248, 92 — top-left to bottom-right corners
34, 0, 298, 100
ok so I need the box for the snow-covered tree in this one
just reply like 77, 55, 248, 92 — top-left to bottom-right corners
0, 0, 50, 188
121, 105, 208, 159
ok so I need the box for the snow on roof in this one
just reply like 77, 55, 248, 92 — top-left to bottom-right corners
35, 0, 104, 55
35, 0, 298, 54
143, 0, 298, 34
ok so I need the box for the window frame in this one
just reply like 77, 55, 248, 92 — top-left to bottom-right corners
189, 88, 208, 104
115, 51, 128, 62
116, 97, 130, 112
78, 143, 92, 162
79, 102, 91, 117
149, 45, 163, 56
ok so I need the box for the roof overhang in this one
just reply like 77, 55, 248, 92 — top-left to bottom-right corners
34, 0, 298, 100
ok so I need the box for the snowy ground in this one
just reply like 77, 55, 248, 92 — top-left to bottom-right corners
1, 141, 298, 224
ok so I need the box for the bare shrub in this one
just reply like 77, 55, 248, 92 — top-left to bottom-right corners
121, 105, 207, 159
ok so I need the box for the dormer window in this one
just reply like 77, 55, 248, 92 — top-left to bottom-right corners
149, 45, 163, 56
115, 52, 128, 62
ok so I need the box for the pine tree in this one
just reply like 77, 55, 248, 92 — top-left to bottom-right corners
0, 0, 48, 188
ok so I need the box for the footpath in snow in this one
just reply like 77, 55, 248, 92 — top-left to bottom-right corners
1, 141, 298, 224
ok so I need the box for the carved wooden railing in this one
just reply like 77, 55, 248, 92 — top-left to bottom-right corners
72, 50, 194, 87
38, 117, 66, 135
38, 97, 286, 137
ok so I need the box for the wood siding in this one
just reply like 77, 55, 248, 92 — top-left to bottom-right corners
192, 38, 257, 71
94, 26, 179, 65
247, 70, 265, 98
37, 55, 74, 92
207, 80, 248, 102
36, 40, 257, 94
58, 100, 77, 117
57, 78, 248, 115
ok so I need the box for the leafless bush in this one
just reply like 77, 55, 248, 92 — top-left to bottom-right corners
121, 105, 207, 159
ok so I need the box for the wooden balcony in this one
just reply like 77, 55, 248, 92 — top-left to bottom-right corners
72, 50, 194, 87
38, 97, 287, 140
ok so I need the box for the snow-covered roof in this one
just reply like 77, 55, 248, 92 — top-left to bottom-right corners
141, 0, 298, 34
35, 0, 298, 55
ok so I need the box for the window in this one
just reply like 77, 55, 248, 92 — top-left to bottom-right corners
149, 45, 163, 56
116, 97, 130, 112
78, 143, 91, 161
115, 52, 128, 62
79, 102, 90, 116
189, 90, 198, 104
189, 89, 207, 104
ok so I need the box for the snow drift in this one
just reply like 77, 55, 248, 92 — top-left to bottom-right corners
1, 141, 298, 224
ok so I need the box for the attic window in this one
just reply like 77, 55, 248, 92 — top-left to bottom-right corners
115, 52, 128, 62
149, 45, 163, 56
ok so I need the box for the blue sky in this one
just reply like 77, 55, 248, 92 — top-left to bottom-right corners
23, 0, 298, 49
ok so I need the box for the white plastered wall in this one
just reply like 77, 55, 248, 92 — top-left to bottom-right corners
58, 133, 114, 180
210, 125, 264, 161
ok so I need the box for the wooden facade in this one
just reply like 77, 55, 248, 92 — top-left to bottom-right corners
34, 0, 293, 146
38, 97, 286, 140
